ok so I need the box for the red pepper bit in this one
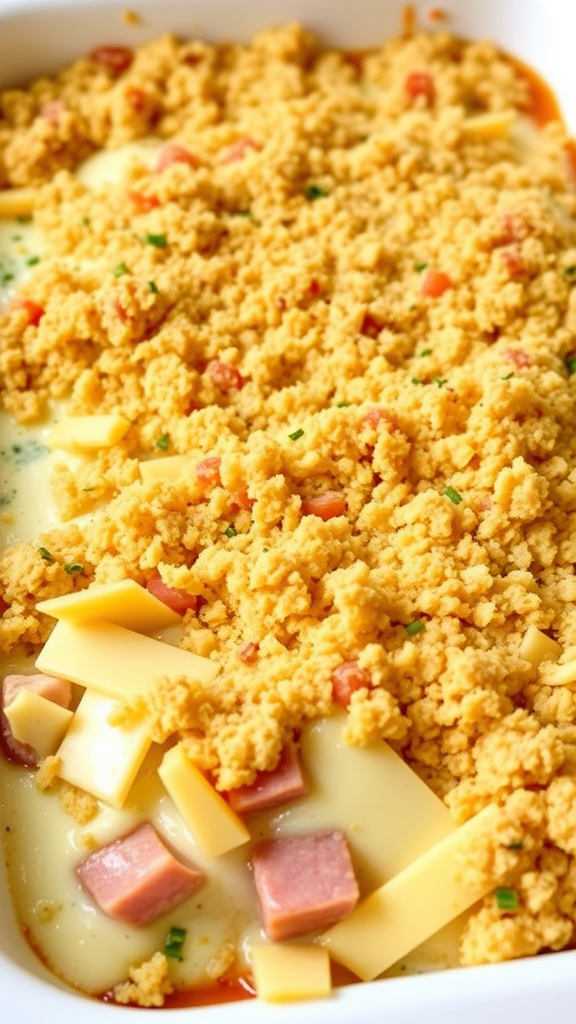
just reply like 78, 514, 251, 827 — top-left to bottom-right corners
301, 491, 347, 521
89, 45, 133, 75
205, 360, 246, 393
39, 100, 65, 125
331, 660, 371, 708
127, 190, 161, 212
9, 298, 45, 326
195, 456, 222, 488
503, 348, 531, 369
405, 71, 435, 104
221, 138, 262, 164
155, 143, 199, 173
421, 268, 452, 298
500, 247, 525, 277
362, 406, 399, 431
124, 86, 147, 113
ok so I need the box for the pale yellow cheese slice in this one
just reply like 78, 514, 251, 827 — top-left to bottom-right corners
543, 658, 576, 687
158, 743, 250, 857
45, 414, 130, 452
319, 803, 501, 981
250, 944, 332, 1002
139, 455, 189, 481
36, 579, 181, 633
55, 689, 151, 808
462, 109, 516, 139
0, 186, 36, 218
35, 620, 220, 699
4, 689, 73, 759
519, 625, 562, 667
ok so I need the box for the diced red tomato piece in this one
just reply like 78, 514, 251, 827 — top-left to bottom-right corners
238, 641, 259, 664
195, 456, 222, 487
145, 575, 198, 615
127, 190, 161, 212
309, 279, 321, 297
10, 298, 45, 326
301, 491, 347, 521
494, 212, 528, 246
205, 360, 246, 393
331, 660, 371, 708
221, 138, 262, 164
360, 313, 384, 337
405, 71, 435, 104
124, 86, 147, 112
155, 143, 199, 173
421, 268, 452, 298
89, 45, 133, 75
232, 491, 254, 511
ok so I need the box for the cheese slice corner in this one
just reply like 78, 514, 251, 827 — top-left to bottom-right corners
250, 943, 332, 1002
45, 414, 130, 452
36, 578, 181, 633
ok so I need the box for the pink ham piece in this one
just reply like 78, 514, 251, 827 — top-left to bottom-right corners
1, 672, 72, 767
226, 744, 307, 816
251, 830, 359, 941
76, 822, 204, 927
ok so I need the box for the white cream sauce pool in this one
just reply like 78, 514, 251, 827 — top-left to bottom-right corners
0, 144, 463, 1003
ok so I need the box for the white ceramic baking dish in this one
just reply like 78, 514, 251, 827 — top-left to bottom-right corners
1, 0, 576, 1021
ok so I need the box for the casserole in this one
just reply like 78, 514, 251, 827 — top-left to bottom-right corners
1, 0, 576, 1021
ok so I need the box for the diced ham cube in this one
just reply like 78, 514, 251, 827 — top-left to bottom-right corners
331, 659, 371, 708
1, 673, 72, 767
145, 574, 198, 615
251, 830, 359, 941
226, 744, 307, 816
76, 822, 204, 927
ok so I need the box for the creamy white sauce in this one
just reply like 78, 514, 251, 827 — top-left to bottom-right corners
0, 145, 461, 1003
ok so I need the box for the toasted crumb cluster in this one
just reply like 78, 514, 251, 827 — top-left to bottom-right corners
2, 22, 576, 970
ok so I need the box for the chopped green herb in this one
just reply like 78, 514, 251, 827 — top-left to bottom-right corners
64, 563, 84, 576
156, 434, 170, 451
500, 371, 514, 381
565, 355, 576, 376
1, 271, 15, 286
405, 619, 425, 636
414, 261, 428, 272
81, 216, 91, 227
16, 214, 32, 224
563, 265, 576, 280
11, 234, 22, 242
234, 209, 260, 224
224, 524, 237, 538
411, 377, 423, 385
164, 926, 187, 961
288, 427, 304, 441
420, 348, 433, 357
494, 887, 519, 912
303, 183, 330, 201
433, 377, 448, 388
505, 841, 524, 851
113, 262, 130, 277
38, 547, 55, 562
146, 233, 168, 248
26, 255, 41, 266
443, 485, 463, 505
148, 280, 159, 294
335, 401, 351, 408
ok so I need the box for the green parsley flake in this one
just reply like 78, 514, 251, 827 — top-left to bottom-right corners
494, 887, 519, 912
64, 563, 84, 575
148, 280, 159, 294
414, 261, 428, 272
38, 547, 55, 562
164, 926, 187, 961
304, 184, 329, 201
505, 841, 523, 851
26, 255, 41, 266
563, 265, 576, 281
443, 485, 463, 505
156, 434, 170, 451
146, 233, 168, 248
16, 215, 32, 224
224, 524, 237, 538
411, 377, 423, 385
405, 619, 425, 636
500, 371, 514, 381
335, 401, 351, 408
565, 355, 576, 376
288, 427, 304, 441
113, 262, 130, 277
420, 348, 433, 357
433, 377, 448, 388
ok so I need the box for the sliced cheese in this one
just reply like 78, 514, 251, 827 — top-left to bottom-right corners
519, 625, 562, 667
250, 943, 332, 1002
45, 414, 130, 452
0, 186, 36, 218
543, 658, 576, 687
319, 803, 501, 981
262, 714, 456, 894
55, 689, 151, 808
462, 109, 516, 140
4, 689, 73, 758
35, 620, 220, 700
36, 579, 181, 633
158, 742, 250, 857
139, 455, 188, 481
